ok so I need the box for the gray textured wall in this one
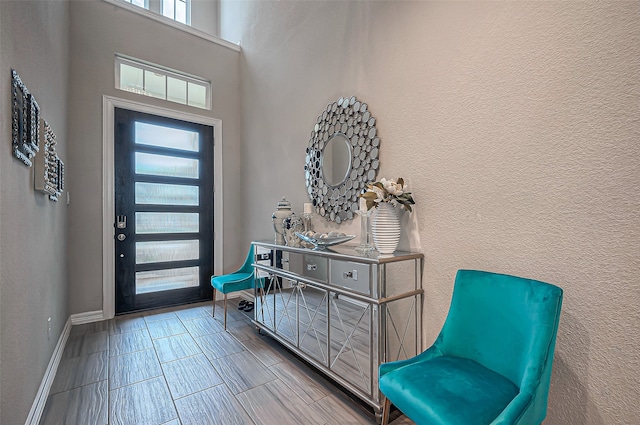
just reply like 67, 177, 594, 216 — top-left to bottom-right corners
0, 2, 70, 423
220, 1, 640, 424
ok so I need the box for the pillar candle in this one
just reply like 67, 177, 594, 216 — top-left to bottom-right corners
359, 197, 367, 212
304, 202, 313, 214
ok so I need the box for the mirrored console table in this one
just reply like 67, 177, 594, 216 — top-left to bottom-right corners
251, 241, 423, 423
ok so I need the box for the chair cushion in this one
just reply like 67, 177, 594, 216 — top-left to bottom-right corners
380, 355, 519, 425
211, 272, 254, 293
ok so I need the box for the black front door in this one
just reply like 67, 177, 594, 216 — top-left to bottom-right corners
114, 107, 214, 314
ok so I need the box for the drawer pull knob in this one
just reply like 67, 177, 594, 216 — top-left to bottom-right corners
343, 271, 353, 279
307, 264, 317, 271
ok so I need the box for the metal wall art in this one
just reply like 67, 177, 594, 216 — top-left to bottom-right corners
304, 96, 380, 223
11, 69, 39, 166
35, 120, 64, 201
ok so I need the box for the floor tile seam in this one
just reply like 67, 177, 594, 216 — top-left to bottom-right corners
201, 334, 253, 360
108, 374, 167, 393
151, 330, 199, 343
266, 367, 321, 406
61, 346, 110, 360
50, 352, 110, 394
154, 357, 183, 425
143, 315, 182, 326
234, 378, 317, 425
108, 344, 156, 358
108, 345, 159, 362
108, 326, 149, 336
65, 330, 110, 343
228, 371, 281, 397
108, 369, 165, 392
227, 376, 277, 398
186, 328, 227, 340
216, 382, 259, 425
107, 377, 178, 425
190, 334, 219, 353
143, 314, 178, 324
48, 377, 110, 396
154, 349, 204, 364
178, 321, 229, 334
196, 345, 250, 370
242, 345, 287, 369
149, 324, 204, 366
149, 329, 190, 341
158, 351, 207, 367
174, 314, 212, 327
207, 352, 280, 395
168, 380, 227, 402
173, 310, 210, 322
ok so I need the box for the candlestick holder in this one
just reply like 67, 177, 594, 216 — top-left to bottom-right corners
302, 212, 313, 232
355, 209, 374, 254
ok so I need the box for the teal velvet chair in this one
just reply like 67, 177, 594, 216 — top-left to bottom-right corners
379, 269, 563, 425
211, 245, 260, 329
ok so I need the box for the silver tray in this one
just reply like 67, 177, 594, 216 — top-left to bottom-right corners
295, 232, 356, 249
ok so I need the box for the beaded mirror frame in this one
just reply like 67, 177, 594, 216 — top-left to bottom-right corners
304, 96, 380, 223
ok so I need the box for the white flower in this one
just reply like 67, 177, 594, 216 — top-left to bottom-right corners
360, 176, 416, 212
382, 178, 404, 197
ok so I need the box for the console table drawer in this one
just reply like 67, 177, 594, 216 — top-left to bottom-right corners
287, 252, 327, 283
330, 259, 371, 295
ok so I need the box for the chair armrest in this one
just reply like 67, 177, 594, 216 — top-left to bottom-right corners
490, 392, 533, 425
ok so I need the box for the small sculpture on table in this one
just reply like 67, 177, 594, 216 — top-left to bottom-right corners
272, 197, 293, 244
283, 215, 305, 247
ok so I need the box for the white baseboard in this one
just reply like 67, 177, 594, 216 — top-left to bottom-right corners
70, 310, 105, 325
24, 317, 72, 425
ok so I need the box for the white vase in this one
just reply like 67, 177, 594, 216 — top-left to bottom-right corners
372, 202, 401, 254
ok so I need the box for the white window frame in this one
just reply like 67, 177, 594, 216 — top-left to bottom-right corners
115, 54, 211, 110
162, 0, 191, 25
122, 0, 149, 9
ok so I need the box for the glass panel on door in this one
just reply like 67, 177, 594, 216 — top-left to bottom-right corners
135, 152, 199, 178
135, 121, 199, 151
134, 182, 199, 206
136, 267, 200, 294
135, 212, 199, 234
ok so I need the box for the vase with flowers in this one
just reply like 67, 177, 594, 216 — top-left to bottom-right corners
360, 177, 415, 254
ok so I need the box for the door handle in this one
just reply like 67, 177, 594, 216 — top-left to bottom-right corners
116, 215, 127, 229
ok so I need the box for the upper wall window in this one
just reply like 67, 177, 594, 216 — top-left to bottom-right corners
123, 0, 148, 9
115, 55, 211, 110
118, 0, 190, 26
162, 0, 190, 25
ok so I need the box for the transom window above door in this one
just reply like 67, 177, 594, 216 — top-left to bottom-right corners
115, 55, 211, 110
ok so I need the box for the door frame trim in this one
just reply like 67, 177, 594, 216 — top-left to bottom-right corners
102, 95, 223, 319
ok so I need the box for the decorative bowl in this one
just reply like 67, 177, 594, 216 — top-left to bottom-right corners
295, 232, 356, 249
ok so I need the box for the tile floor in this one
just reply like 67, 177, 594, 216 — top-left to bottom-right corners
39, 298, 414, 425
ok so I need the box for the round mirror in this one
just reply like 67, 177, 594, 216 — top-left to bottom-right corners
321, 133, 352, 187
304, 96, 380, 223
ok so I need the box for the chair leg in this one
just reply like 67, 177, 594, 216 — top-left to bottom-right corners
223, 293, 228, 330
212, 288, 216, 317
381, 397, 391, 425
